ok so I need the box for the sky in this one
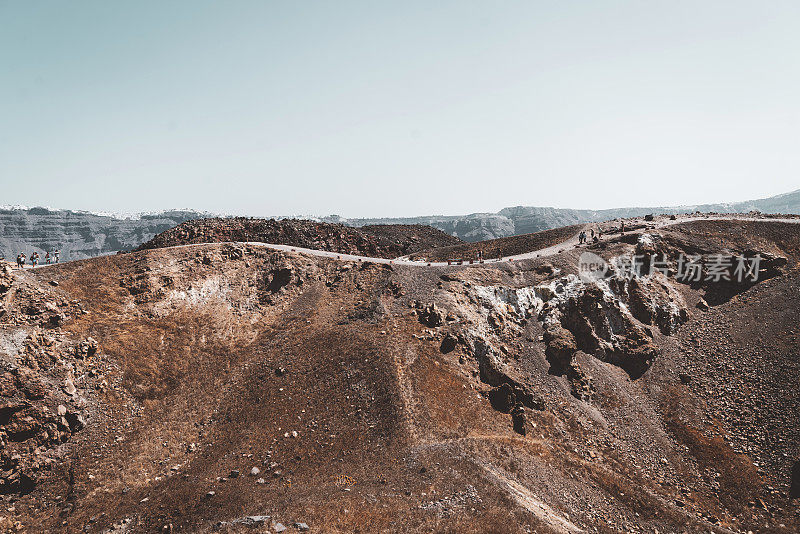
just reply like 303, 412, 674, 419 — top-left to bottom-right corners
1, 1, 799, 218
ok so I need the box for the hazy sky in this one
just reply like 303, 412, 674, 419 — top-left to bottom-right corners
2, 1, 799, 217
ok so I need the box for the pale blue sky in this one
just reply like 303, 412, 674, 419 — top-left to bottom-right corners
1, 1, 799, 217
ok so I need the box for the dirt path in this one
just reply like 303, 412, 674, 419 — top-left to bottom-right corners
21, 215, 800, 272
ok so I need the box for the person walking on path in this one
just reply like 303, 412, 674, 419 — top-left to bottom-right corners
31, 252, 39, 267
45, 251, 51, 264
54, 250, 60, 263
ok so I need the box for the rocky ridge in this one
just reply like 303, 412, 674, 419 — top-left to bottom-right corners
136, 218, 461, 259
340, 188, 800, 241
2, 190, 799, 262
0, 217, 798, 533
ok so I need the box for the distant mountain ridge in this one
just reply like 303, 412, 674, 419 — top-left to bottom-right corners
336, 188, 800, 241
1, 189, 799, 260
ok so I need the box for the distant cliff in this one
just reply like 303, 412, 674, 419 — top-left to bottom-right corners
0, 208, 208, 261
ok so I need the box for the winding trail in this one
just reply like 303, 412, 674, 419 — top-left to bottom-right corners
20, 215, 800, 271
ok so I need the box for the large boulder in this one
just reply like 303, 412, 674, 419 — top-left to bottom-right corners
440, 333, 459, 353
488, 383, 515, 413
266, 266, 293, 293
626, 276, 688, 335
543, 282, 659, 379
511, 405, 526, 435
543, 324, 577, 373
418, 303, 444, 327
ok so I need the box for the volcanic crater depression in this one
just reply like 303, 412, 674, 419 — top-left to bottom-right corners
0, 214, 798, 533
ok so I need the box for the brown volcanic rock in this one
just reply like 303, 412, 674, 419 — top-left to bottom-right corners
673, 270, 800, 519
358, 224, 461, 250
487, 383, 516, 413
2, 218, 798, 533
542, 324, 577, 373
417, 302, 444, 327
626, 275, 688, 335
137, 217, 460, 259
408, 224, 583, 261
0, 263, 13, 293
559, 284, 659, 378
0, 269, 91, 497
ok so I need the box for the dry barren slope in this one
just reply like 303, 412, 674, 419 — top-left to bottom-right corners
0, 218, 798, 533
136, 218, 461, 259
408, 225, 584, 261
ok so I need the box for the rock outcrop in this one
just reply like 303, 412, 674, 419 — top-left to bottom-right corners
417, 302, 444, 328
554, 282, 659, 378
0, 268, 93, 495
137, 218, 460, 259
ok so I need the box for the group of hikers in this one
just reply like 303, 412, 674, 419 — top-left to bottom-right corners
15, 250, 59, 268
578, 228, 599, 245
